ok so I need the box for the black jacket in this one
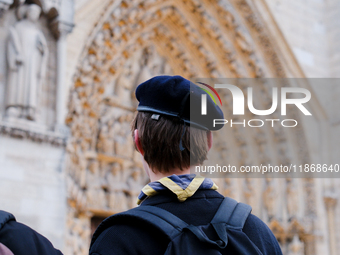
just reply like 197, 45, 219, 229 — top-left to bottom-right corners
0, 210, 62, 255
90, 189, 282, 255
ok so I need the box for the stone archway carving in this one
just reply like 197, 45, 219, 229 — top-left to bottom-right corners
65, 1, 316, 254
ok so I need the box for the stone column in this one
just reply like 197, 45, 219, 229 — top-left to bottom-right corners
55, 0, 74, 134
324, 195, 337, 255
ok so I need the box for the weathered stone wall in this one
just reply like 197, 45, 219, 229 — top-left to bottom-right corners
265, 0, 340, 78
0, 136, 66, 251
265, 2, 340, 252
0, 1, 71, 253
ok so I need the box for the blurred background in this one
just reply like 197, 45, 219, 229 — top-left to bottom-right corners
0, 0, 339, 254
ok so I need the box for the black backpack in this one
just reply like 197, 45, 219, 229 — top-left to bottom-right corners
91, 197, 263, 255
0, 211, 15, 232
0, 211, 16, 254
0, 210, 63, 255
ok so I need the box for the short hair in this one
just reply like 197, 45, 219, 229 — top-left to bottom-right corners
131, 112, 209, 173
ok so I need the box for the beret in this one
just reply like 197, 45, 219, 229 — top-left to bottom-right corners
135, 75, 224, 131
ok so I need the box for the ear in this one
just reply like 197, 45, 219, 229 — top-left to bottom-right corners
134, 129, 144, 156
207, 131, 213, 150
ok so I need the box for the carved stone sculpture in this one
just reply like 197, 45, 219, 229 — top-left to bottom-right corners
127, 168, 143, 208
6, 4, 48, 121
263, 179, 276, 219
287, 179, 299, 218
288, 235, 304, 255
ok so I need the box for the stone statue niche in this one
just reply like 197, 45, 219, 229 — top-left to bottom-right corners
6, 3, 48, 121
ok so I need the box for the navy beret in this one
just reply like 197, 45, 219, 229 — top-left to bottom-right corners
135, 75, 224, 131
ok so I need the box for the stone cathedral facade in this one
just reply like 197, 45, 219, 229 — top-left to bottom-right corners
0, 0, 339, 255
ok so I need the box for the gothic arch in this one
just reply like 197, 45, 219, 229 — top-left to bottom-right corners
65, 1, 317, 254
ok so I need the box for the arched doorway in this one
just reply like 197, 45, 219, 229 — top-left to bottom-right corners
65, 1, 316, 254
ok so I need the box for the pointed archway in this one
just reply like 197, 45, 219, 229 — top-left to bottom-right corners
65, 1, 317, 254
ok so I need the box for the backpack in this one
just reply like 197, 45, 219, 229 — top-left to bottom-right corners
0, 211, 15, 232
0, 210, 63, 255
90, 197, 263, 255
0, 211, 16, 255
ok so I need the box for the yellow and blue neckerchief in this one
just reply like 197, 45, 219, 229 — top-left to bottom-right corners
137, 174, 218, 205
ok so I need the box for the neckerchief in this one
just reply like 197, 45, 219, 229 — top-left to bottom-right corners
137, 174, 218, 205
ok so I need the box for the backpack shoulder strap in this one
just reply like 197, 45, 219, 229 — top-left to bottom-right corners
206, 197, 252, 249
211, 198, 263, 255
211, 197, 252, 229
135, 205, 189, 232
0, 211, 16, 231
90, 205, 188, 249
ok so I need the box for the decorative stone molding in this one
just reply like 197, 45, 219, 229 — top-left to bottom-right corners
0, 120, 67, 146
